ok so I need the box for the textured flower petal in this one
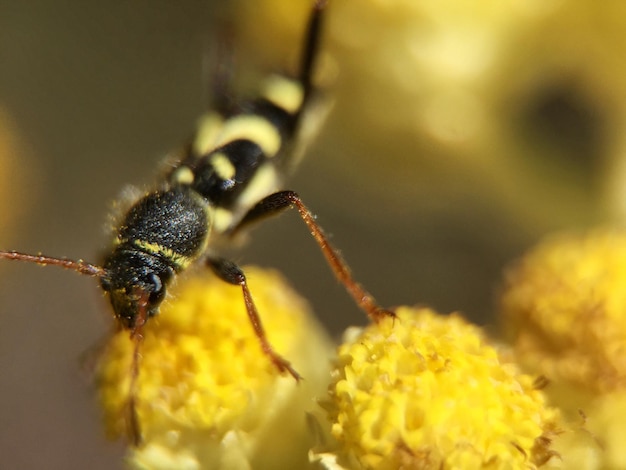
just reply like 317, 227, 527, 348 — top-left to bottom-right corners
97, 267, 333, 469
315, 307, 562, 469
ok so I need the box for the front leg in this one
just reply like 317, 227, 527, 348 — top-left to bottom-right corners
207, 257, 302, 381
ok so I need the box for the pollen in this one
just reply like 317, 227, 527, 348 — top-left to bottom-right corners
97, 267, 333, 470
314, 307, 562, 470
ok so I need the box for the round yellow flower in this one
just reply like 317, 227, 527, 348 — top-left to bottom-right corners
500, 230, 626, 394
315, 307, 561, 470
97, 267, 333, 470
499, 230, 626, 468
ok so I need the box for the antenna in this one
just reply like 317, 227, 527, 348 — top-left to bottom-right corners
0, 251, 106, 277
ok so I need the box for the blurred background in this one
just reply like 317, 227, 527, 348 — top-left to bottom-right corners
2, 0, 626, 468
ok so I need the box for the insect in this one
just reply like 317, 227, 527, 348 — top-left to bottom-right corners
0, 0, 393, 446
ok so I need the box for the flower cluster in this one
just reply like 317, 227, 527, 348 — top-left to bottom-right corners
501, 230, 626, 468
98, 268, 333, 470
98, 270, 566, 469
315, 307, 561, 469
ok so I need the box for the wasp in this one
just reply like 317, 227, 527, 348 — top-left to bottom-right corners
0, 0, 393, 445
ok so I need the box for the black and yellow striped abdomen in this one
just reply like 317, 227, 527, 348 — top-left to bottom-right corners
169, 75, 306, 233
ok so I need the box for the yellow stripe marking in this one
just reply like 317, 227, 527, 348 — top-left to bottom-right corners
170, 166, 195, 185
210, 152, 236, 181
193, 112, 224, 156
237, 163, 279, 209
131, 240, 193, 270
213, 207, 235, 233
215, 115, 282, 158
260, 75, 304, 114
212, 163, 280, 233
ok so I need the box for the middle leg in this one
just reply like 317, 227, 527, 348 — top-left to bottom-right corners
207, 257, 302, 381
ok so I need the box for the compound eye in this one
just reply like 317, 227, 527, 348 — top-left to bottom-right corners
100, 275, 112, 292
148, 273, 165, 304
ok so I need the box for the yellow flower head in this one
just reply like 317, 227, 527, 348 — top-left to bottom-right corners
97, 267, 333, 470
500, 230, 626, 394
315, 307, 561, 470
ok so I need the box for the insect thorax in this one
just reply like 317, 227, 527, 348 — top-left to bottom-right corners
101, 187, 210, 326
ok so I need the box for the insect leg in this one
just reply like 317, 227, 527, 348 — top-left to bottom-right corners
298, 0, 329, 107
207, 257, 302, 381
233, 190, 396, 323
126, 289, 149, 447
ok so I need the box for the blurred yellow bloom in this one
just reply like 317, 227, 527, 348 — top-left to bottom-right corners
582, 391, 626, 468
97, 267, 333, 470
501, 230, 626, 395
314, 307, 562, 470
500, 230, 626, 468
